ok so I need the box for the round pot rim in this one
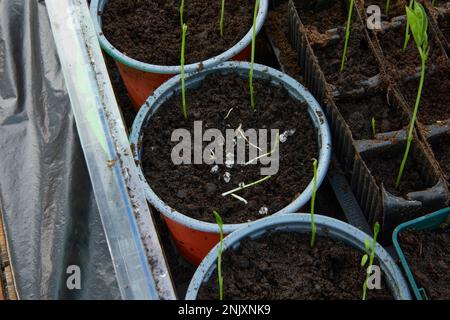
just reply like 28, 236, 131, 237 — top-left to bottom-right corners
129, 61, 332, 234
90, 0, 269, 74
185, 213, 413, 300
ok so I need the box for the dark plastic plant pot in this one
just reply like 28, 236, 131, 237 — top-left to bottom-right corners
392, 207, 450, 300
90, 0, 269, 109
185, 213, 412, 300
130, 61, 332, 265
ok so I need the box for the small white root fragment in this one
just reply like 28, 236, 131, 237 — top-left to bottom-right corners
231, 193, 248, 205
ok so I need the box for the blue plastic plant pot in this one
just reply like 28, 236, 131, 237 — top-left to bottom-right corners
186, 213, 412, 300
392, 207, 450, 300
90, 0, 269, 108
130, 61, 332, 265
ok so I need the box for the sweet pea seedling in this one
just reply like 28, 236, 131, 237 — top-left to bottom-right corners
361, 222, 380, 301
181, 23, 188, 121
340, 0, 355, 72
310, 158, 318, 247
371, 117, 376, 138
249, 0, 259, 112
213, 210, 224, 301
396, 1, 429, 188
180, 0, 185, 26
385, 0, 391, 14
220, 0, 225, 37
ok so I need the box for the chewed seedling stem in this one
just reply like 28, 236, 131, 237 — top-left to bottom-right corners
222, 175, 271, 197
310, 158, 318, 248
249, 0, 259, 112
340, 0, 355, 72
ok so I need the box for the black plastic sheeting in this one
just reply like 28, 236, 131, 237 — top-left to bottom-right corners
0, 0, 120, 299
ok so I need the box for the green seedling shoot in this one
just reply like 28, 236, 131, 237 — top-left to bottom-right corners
180, 0, 185, 26
371, 117, 376, 138
249, 0, 259, 112
213, 210, 224, 301
220, 0, 225, 37
340, 0, 355, 72
310, 158, 318, 248
361, 222, 380, 301
181, 23, 188, 121
403, 0, 414, 50
396, 2, 429, 188
432, 0, 436, 6
385, 0, 391, 14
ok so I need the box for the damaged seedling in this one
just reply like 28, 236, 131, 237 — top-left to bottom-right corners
213, 210, 224, 300
310, 158, 318, 248
222, 175, 271, 197
249, 0, 259, 112
396, 1, 429, 188
361, 222, 380, 300
340, 0, 355, 72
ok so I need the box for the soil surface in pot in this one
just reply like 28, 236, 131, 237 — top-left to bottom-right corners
365, 0, 407, 20
378, 22, 445, 79
437, 12, 449, 44
101, 0, 254, 65
399, 224, 450, 300
141, 73, 319, 224
362, 145, 434, 197
336, 90, 408, 140
400, 62, 450, 125
312, 23, 379, 94
293, 0, 346, 35
265, 1, 304, 84
431, 132, 450, 181
197, 232, 393, 300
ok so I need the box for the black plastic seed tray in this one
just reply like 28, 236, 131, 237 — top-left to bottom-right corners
273, 0, 449, 239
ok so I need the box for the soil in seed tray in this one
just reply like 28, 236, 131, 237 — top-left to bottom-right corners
362, 145, 434, 197
312, 23, 379, 93
377, 22, 445, 79
400, 62, 450, 125
293, 0, 346, 35
437, 12, 450, 44
141, 74, 319, 224
197, 232, 393, 300
431, 133, 450, 181
336, 89, 408, 140
364, 0, 407, 20
265, 1, 304, 84
101, 0, 254, 66
399, 225, 450, 300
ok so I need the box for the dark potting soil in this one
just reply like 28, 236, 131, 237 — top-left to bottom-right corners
399, 225, 450, 300
364, 0, 407, 20
141, 74, 319, 224
265, 1, 304, 84
101, 0, 254, 66
431, 132, 450, 181
400, 62, 450, 125
362, 145, 434, 197
197, 232, 393, 300
437, 12, 450, 44
312, 23, 379, 93
336, 89, 408, 140
377, 22, 445, 79
293, 0, 346, 35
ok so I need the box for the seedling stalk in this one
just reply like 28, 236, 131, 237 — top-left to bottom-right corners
340, 0, 355, 72
310, 158, 318, 247
249, 0, 259, 112
362, 222, 380, 300
181, 24, 188, 121
213, 210, 224, 301
220, 0, 225, 37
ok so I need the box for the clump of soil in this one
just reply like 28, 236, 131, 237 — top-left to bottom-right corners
293, 0, 346, 34
198, 232, 393, 300
101, 0, 254, 65
265, 1, 304, 84
431, 133, 450, 181
364, 0, 407, 20
312, 23, 379, 93
141, 73, 319, 224
363, 145, 434, 197
336, 90, 408, 140
400, 62, 450, 125
377, 22, 444, 79
399, 224, 450, 300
